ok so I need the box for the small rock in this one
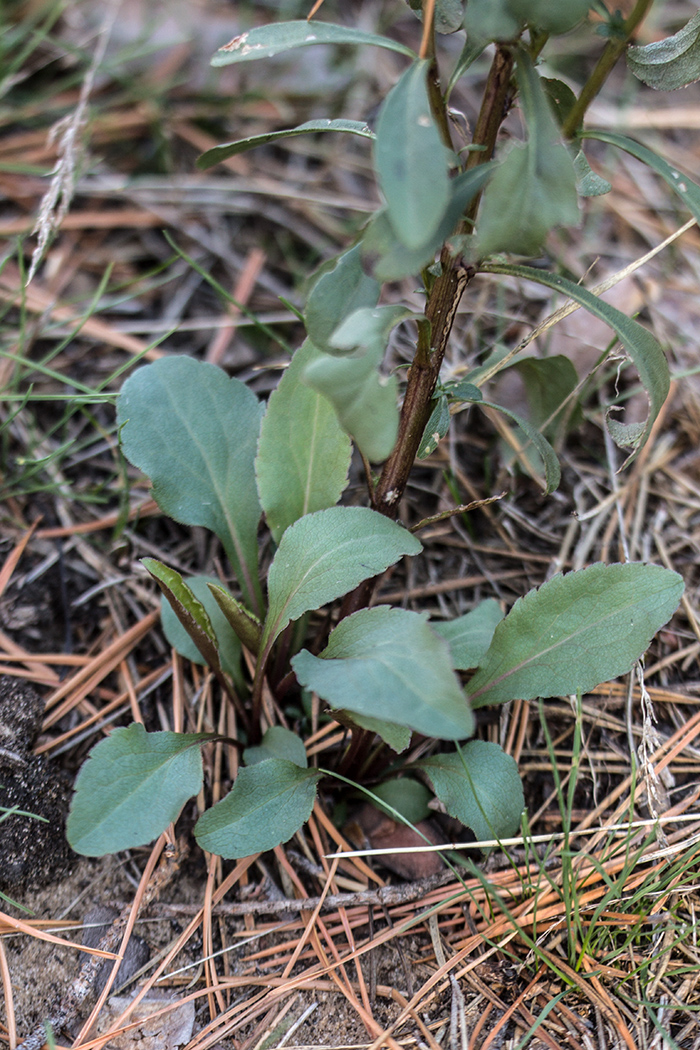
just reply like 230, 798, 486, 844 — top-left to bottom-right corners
94, 989, 195, 1050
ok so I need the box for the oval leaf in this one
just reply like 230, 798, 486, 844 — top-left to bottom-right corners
627, 11, 700, 91
67, 724, 206, 856
292, 606, 475, 740
372, 777, 433, 824
305, 244, 380, 353
418, 742, 524, 843
431, 599, 504, 670
160, 574, 242, 681
256, 340, 351, 543
466, 563, 684, 708
118, 357, 264, 614
374, 60, 450, 249
263, 507, 422, 654
197, 119, 374, 170
243, 726, 308, 768
194, 758, 322, 858
212, 21, 416, 65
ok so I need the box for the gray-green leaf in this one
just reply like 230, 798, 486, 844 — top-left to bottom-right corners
431, 599, 504, 670
118, 357, 264, 614
194, 758, 322, 858
374, 60, 450, 249
627, 11, 700, 91
211, 21, 416, 66
372, 777, 433, 823
292, 606, 475, 740
406, 0, 465, 35
197, 119, 374, 170
256, 340, 351, 543
419, 742, 524, 843
67, 724, 205, 856
263, 507, 422, 655
466, 562, 684, 708
305, 244, 380, 354
243, 726, 307, 768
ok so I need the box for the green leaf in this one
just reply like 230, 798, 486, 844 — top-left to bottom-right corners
372, 777, 433, 823
477, 51, 579, 257
480, 262, 670, 467
143, 559, 224, 678
362, 165, 493, 280
466, 562, 684, 708
194, 758, 322, 858
478, 396, 561, 493
256, 340, 351, 543
263, 508, 421, 655
463, 0, 522, 43
212, 21, 416, 65
507, 0, 593, 35
541, 77, 577, 125
573, 150, 612, 196
243, 726, 307, 768
207, 584, 262, 656
305, 245, 380, 354
292, 607, 475, 740
160, 574, 243, 681
418, 742, 524, 843
514, 355, 580, 438
418, 394, 451, 459
197, 119, 374, 170
406, 0, 465, 35
344, 713, 412, 753
374, 60, 450, 249
118, 357, 264, 614
67, 724, 205, 856
303, 342, 399, 462
581, 131, 700, 223
627, 11, 700, 91
329, 305, 421, 356
431, 599, 504, 670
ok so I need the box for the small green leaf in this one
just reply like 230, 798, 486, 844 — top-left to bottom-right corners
463, 0, 522, 43
431, 599, 504, 670
344, 713, 412, 753
406, 0, 465, 35
256, 340, 351, 543
118, 357, 264, 614
446, 379, 483, 402
581, 131, 700, 223
507, 0, 592, 35
372, 777, 433, 823
419, 742, 524, 843
303, 342, 399, 462
244, 726, 307, 768
292, 606, 475, 740
305, 244, 380, 354
67, 724, 206, 856
514, 355, 580, 438
329, 305, 421, 356
194, 758, 322, 858
143, 559, 223, 677
263, 508, 421, 655
374, 60, 450, 249
207, 584, 262, 656
418, 394, 451, 459
627, 11, 700, 91
466, 563, 684, 708
480, 262, 670, 467
197, 119, 374, 169
573, 150, 612, 196
160, 574, 242, 681
211, 21, 416, 66
362, 165, 493, 280
477, 51, 579, 257
541, 78, 577, 125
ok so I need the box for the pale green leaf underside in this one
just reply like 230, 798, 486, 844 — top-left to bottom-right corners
305, 244, 380, 353
292, 606, 474, 740
194, 759, 322, 858
263, 508, 421, 653
197, 119, 373, 169
419, 742, 524, 844
466, 563, 684, 708
256, 340, 351, 544
211, 21, 416, 65
67, 724, 205, 856
118, 357, 263, 613
627, 11, 700, 91
431, 599, 504, 670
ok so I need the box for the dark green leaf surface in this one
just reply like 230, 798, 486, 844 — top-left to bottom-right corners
67, 724, 205, 856
144, 559, 223, 677
406, 0, 465, 34
627, 11, 700, 91
514, 355, 580, 437
194, 759, 322, 858
211, 21, 416, 65
256, 340, 351, 543
463, 0, 522, 43
263, 508, 421, 654
419, 742, 524, 843
344, 713, 412, 753
418, 394, 451, 459
305, 245, 380, 353
118, 357, 264, 613
466, 563, 684, 708
160, 574, 242, 681
208, 584, 262, 656
243, 726, 307, 768
374, 60, 450, 249
508, 0, 592, 34
431, 599, 504, 670
481, 263, 670, 466
292, 606, 474, 740
197, 119, 374, 169
372, 777, 433, 823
